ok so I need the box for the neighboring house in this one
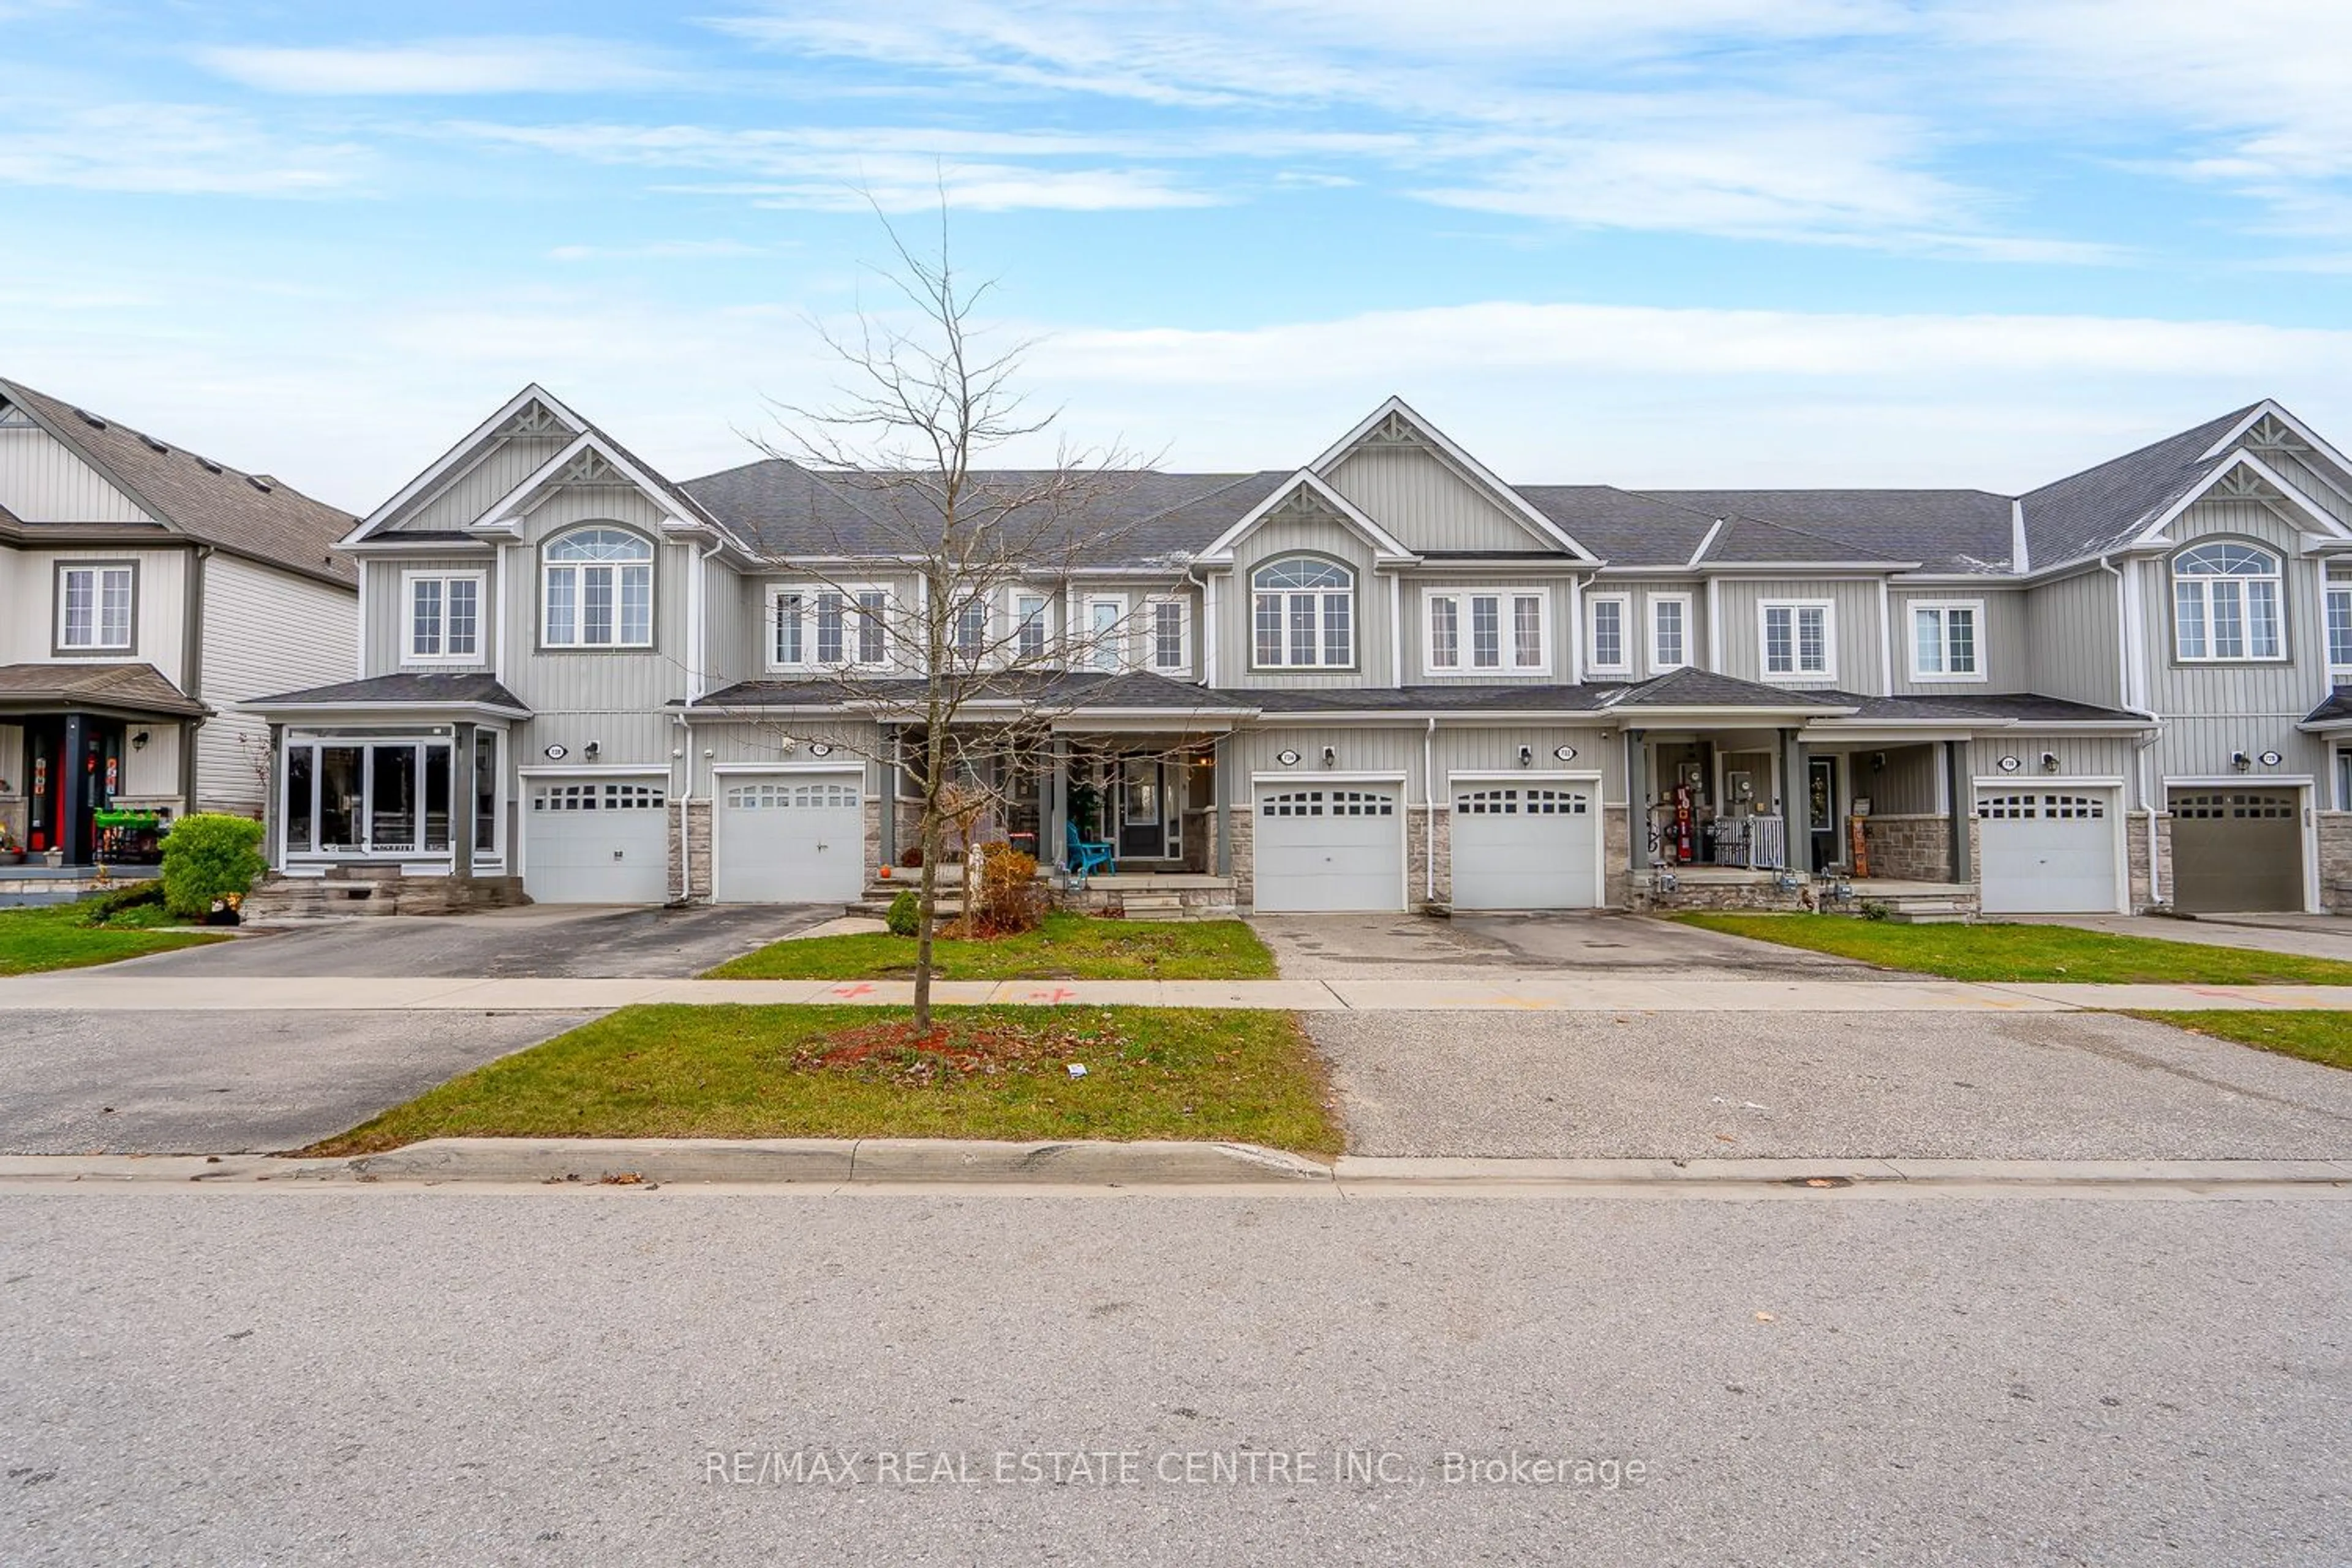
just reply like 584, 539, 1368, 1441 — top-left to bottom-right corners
0, 378, 355, 869
249, 386, 2352, 918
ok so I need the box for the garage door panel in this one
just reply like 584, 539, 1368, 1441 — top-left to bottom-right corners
715, 772, 865, 904
1254, 786, 1402, 913
2170, 790, 2301, 913
526, 778, 669, 904
1452, 784, 1597, 910
1977, 790, 2116, 914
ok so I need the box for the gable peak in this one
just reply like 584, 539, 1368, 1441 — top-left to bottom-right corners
554, 445, 628, 488
497, 398, 573, 441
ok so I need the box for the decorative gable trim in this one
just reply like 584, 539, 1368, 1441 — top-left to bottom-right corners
344, 383, 589, 544
474, 429, 701, 540
1197, 470, 1417, 564
2200, 400, 2352, 486
1308, 395, 1596, 560
2129, 450, 2352, 547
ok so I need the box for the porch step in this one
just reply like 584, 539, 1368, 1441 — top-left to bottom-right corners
241, 874, 529, 920
1117, 892, 1189, 921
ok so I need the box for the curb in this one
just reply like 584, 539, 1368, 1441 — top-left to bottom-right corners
352, 1137, 1334, 1186
1329, 1156, 2352, 1187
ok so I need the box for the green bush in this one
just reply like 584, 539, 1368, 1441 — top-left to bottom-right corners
886, 889, 921, 938
77, 881, 166, 928
160, 813, 266, 918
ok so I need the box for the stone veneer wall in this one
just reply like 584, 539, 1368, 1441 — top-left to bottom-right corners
1224, 804, 1255, 908
1406, 804, 1451, 908
1603, 806, 1630, 910
1860, 814, 1952, 882
2317, 812, 2352, 911
2124, 809, 2173, 912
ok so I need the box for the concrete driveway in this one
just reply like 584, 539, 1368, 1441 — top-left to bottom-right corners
2015, 913, 2352, 963
1253, 910, 1871, 980
119, 903, 829, 979
0, 1008, 593, 1155
1314, 1008, 2352, 1160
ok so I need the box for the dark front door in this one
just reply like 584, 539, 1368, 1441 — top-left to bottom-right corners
22, 714, 123, 864
1807, 756, 1840, 870
23, 719, 64, 857
1117, 759, 1165, 860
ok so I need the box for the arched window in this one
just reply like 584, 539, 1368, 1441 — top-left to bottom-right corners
543, 527, 653, 648
2172, 540, 2281, 661
1251, 556, 1354, 668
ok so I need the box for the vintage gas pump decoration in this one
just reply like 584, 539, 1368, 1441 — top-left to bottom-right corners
1672, 778, 1695, 863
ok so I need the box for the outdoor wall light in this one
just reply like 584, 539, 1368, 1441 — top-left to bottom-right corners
584, 741, 601, 760
703, 748, 715, 759
2231, 751, 2253, 772
2040, 752, 2060, 773
1872, 752, 1887, 772
1276, 749, 1301, 766
1518, 745, 1534, 767
1321, 746, 1337, 767
130, 731, 148, 750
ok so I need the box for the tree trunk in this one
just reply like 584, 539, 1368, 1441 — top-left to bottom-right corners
912, 810, 939, 1034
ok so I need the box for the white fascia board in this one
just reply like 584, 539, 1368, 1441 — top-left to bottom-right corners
2128, 450, 2352, 546
1686, 517, 1726, 568
341, 537, 498, 554
2010, 498, 2029, 575
1610, 703, 1858, 721
1196, 470, 1417, 562
348, 383, 582, 544
2199, 400, 2352, 484
1800, 725, 1977, 743
1245, 710, 1606, 725
255, 699, 530, 720
1695, 560, 1922, 575
478, 430, 706, 540
1306, 395, 1596, 560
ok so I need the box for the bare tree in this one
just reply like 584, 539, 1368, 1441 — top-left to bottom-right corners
745, 201, 1204, 1031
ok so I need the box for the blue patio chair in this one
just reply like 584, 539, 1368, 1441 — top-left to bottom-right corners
1066, 819, 1117, 878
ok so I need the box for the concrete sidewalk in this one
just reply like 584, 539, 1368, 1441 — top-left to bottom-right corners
5, 972, 2352, 1012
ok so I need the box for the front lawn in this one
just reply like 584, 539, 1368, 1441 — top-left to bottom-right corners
706, 911, 1279, 981
303, 1004, 1341, 1158
1673, 913, 2352, 986
2132, 1009, 2352, 1072
0, 901, 224, 976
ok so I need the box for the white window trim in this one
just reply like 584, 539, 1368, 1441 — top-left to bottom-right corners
1251, 558, 1357, 671
948, 590, 993, 665
1420, 586, 1551, 677
400, 569, 488, 666
2326, 578, 2352, 677
1758, 599, 1837, 682
1011, 587, 1054, 666
2171, 541, 2287, 664
1082, 594, 1128, 673
1140, 593, 1191, 674
766, 581, 892, 672
1583, 591, 1631, 677
55, 563, 136, 653
1646, 592, 1691, 674
1906, 598, 1986, 684
541, 530, 655, 650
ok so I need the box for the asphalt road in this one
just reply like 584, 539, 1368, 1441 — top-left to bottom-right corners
2, 1190, 2343, 1566
0, 1009, 592, 1153
1313, 1008, 2352, 1159
119, 903, 826, 979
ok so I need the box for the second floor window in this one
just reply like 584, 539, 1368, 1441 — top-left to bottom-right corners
773, 585, 888, 668
1910, 601, 1980, 679
1426, 588, 1544, 673
56, 564, 134, 651
1586, 594, 1629, 674
1087, 597, 1124, 672
407, 573, 482, 662
952, 596, 988, 661
1253, 557, 1353, 669
2329, 578, 2352, 671
543, 527, 652, 649
1762, 602, 1832, 678
1147, 598, 1188, 672
2173, 541, 2281, 661
1650, 595, 1689, 671
1015, 592, 1049, 661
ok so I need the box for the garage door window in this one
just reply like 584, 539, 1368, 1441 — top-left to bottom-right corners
2173, 792, 2294, 820
533, 781, 664, 812
1977, 793, 2105, 821
1456, 786, 1588, 815
725, 781, 860, 810
1262, 789, 1393, 818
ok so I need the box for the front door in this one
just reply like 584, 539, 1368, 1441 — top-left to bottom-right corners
1807, 756, 1840, 870
1117, 759, 1165, 860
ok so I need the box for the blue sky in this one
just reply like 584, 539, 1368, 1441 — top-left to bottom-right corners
6, 0, 2352, 511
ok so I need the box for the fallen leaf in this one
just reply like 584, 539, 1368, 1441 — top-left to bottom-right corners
1754, 1311, 1776, 1323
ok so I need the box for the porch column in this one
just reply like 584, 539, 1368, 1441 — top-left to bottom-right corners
451, 722, 475, 880
878, 724, 898, 867
1781, 728, 1810, 875
178, 717, 200, 817
1945, 739, 1970, 885
1626, 729, 1649, 871
1213, 733, 1232, 878
58, 713, 89, 865
1049, 734, 1070, 870
264, 722, 285, 868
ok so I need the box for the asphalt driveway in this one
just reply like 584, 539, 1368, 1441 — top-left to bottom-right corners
1254, 910, 1871, 980
1314, 1008, 2352, 1160
0, 1008, 593, 1155
118, 903, 829, 979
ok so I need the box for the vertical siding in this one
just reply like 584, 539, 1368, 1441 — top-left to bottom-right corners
199, 556, 358, 813
2022, 568, 2123, 708
1610, 578, 1708, 679
700, 554, 742, 694
362, 552, 497, 674
1889, 587, 2026, 695
1228, 726, 1427, 800
689, 718, 884, 797
1324, 445, 1546, 554
395, 434, 571, 533
0, 426, 153, 522
1967, 734, 2136, 783
3, 546, 189, 677
2266, 449, 2352, 527
1219, 512, 1387, 690
502, 489, 690, 729
1712, 578, 1882, 692
1858, 743, 1942, 813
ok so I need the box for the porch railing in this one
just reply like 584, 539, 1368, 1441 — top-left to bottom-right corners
1712, 813, 1787, 870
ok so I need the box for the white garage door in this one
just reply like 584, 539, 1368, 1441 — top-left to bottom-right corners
1253, 785, 1403, 913
714, 772, 866, 905
1450, 783, 1599, 910
1976, 789, 2118, 914
526, 777, 669, 905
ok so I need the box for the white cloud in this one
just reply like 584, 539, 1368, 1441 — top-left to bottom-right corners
197, 37, 679, 96
0, 103, 368, 195
546, 239, 794, 262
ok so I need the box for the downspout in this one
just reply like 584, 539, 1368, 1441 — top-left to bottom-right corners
2100, 554, 2164, 905
1185, 562, 1216, 687
1875, 577, 1893, 693
181, 543, 211, 813
676, 539, 724, 905
1423, 716, 1438, 903
677, 712, 695, 904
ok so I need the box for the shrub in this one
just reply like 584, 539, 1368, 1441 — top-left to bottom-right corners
960, 844, 1044, 938
160, 813, 266, 918
77, 880, 166, 927
886, 889, 921, 938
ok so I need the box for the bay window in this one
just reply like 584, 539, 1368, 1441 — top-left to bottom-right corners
2171, 541, 2282, 661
